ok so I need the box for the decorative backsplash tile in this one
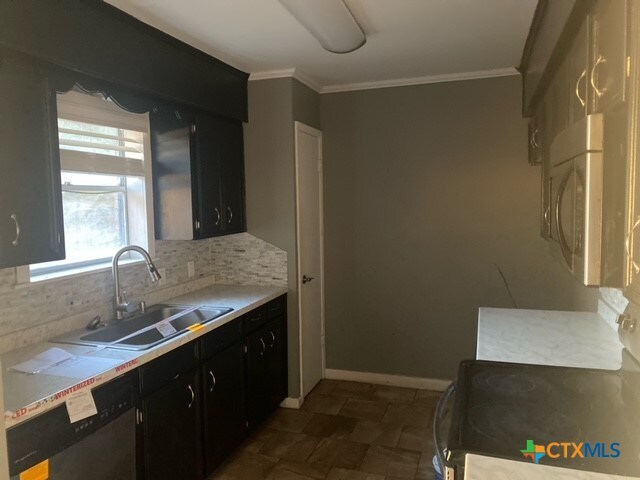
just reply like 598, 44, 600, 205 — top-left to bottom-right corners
0, 233, 286, 353
210, 233, 288, 286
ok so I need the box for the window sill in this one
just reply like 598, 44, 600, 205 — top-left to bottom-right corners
16, 257, 158, 288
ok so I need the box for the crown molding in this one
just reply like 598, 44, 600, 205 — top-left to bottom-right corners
320, 67, 519, 94
249, 66, 519, 95
249, 68, 322, 93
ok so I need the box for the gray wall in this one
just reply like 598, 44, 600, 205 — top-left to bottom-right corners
320, 76, 599, 381
244, 77, 320, 398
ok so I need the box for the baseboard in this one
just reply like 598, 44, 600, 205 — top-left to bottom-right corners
280, 396, 303, 409
324, 369, 452, 392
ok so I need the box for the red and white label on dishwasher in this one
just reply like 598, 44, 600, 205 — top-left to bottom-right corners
65, 389, 98, 423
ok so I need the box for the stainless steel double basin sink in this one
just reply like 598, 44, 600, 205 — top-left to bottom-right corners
52, 304, 232, 351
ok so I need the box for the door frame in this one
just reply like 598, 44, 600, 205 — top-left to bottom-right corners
294, 121, 326, 399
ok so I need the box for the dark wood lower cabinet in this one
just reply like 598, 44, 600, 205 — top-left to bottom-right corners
246, 315, 288, 430
202, 342, 246, 475
138, 370, 202, 480
137, 295, 288, 479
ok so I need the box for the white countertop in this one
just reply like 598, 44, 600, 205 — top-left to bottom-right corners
2, 284, 287, 428
469, 308, 631, 480
477, 307, 623, 370
464, 454, 638, 480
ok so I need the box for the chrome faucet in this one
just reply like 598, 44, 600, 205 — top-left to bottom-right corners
112, 245, 162, 320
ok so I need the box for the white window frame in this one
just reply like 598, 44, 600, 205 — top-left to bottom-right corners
17, 90, 156, 283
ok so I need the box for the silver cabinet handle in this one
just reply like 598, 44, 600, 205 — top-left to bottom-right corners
575, 69, 587, 107
214, 208, 221, 226
259, 338, 266, 356
269, 331, 276, 348
529, 128, 540, 149
544, 206, 551, 226
590, 54, 607, 98
194, 219, 201, 231
187, 384, 195, 408
10, 214, 20, 246
625, 216, 640, 274
208, 371, 216, 393
226, 206, 233, 224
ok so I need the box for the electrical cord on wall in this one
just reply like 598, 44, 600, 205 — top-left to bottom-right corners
495, 264, 518, 308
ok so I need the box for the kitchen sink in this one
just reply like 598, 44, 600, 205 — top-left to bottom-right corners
52, 304, 232, 350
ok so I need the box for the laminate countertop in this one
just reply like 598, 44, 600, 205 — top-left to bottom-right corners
2, 284, 287, 428
476, 307, 623, 370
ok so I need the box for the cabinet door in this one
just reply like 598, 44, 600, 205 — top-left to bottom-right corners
569, 21, 589, 122
590, 0, 629, 113
194, 114, 224, 238
202, 342, 246, 475
139, 371, 201, 480
149, 108, 197, 240
218, 118, 246, 234
0, 59, 64, 268
246, 326, 270, 429
538, 95, 553, 240
265, 317, 288, 411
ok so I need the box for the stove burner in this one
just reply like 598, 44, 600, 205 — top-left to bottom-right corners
472, 372, 550, 396
467, 402, 583, 446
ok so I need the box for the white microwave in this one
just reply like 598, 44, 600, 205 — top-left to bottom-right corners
549, 114, 604, 286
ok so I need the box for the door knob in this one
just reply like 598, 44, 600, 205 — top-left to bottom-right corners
302, 275, 315, 284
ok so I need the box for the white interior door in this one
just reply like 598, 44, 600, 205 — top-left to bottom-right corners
295, 121, 325, 398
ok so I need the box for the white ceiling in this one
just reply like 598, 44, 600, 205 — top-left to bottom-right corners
106, 0, 538, 92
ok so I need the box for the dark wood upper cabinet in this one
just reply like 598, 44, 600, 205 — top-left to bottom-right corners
0, 0, 248, 122
150, 108, 246, 240
589, 0, 629, 113
0, 58, 64, 268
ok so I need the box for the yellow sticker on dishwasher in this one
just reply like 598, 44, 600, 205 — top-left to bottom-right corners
187, 323, 203, 332
20, 459, 49, 480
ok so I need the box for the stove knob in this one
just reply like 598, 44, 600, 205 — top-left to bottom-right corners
617, 314, 637, 333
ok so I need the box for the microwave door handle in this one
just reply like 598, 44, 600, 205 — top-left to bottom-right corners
434, 381, 456, 476
555, 168, 574, 267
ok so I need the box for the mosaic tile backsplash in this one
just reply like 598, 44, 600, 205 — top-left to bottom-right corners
0, 233, 287, 353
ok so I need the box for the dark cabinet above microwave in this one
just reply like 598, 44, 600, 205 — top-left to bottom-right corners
150, 108, 246, 240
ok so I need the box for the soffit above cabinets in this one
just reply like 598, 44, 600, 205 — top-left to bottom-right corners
105, 0, 538, 93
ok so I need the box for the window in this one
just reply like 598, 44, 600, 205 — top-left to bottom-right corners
28, 90, 154, 280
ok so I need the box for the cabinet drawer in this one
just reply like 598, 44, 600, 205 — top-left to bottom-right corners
139, 341, 199, 396
267, 296, 286, 320
243, 305, 268, 333
200, 318, 243, 360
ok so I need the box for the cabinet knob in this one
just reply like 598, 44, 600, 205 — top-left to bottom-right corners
259, 338, 266, 356
226, 206, 233, 224
10, 214, 20, 247
302, 275, 315, 284
269, 331, 276, 348
214, 208, 221, 226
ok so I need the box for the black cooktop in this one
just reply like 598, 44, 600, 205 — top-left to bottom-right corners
447, 360, 640, 476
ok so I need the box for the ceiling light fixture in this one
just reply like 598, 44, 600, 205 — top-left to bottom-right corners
278, 0, 366, 54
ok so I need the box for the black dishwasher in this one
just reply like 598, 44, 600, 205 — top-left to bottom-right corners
7, 372, 137, 480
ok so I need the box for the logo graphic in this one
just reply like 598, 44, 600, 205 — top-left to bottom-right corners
521, 440, 547, 464
521, 440, 621, 464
